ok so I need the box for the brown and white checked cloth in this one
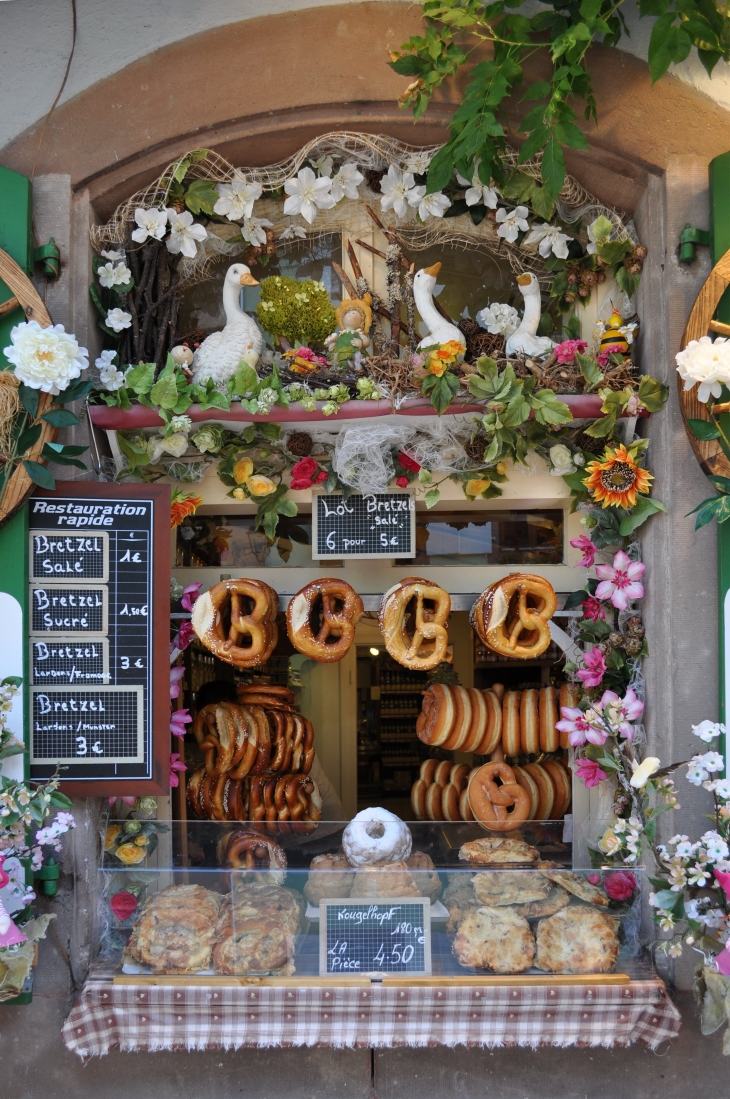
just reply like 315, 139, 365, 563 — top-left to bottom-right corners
62, 974, 681, 1057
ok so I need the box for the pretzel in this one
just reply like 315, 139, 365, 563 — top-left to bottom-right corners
416, 683, 455, 746
187, 766, 206, 818
228, 706, 260, 779
512, 765, 539, 820
192, 578, 279, 668
224, 778, 247, 822
217, 829, 287, 882
238, 685, 294, 702
249, 775, 267, 822
287, 579, 364, 662
301, 717, 315, 774
471, 574, 557, 660
246, 706, 272, 775
237, 694, 296, 712
379, 577, 450, 671
285, 775, 314, 820
468, 761, 531, 832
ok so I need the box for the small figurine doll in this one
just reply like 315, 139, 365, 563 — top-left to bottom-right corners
0, 856, 27, 948
325, 294, 373, 365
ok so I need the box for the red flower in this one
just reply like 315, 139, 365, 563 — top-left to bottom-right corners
397, 451, 421, 473
396, 476, 409, 488
573, 758, 607, 788
604, 871, 637, 902
110, 891, 138, 920
581, 596, 605, 621
315, 470, 328, 483
290, 456, 319, 490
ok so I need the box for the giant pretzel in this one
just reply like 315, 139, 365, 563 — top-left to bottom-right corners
468, 761, 531, 832
286, 579, 364, 662
379, 576, 450, 671
192, 578, 279, 668
471, 574, 557, 660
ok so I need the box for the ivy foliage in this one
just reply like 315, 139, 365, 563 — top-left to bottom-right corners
390, 0, 730, 199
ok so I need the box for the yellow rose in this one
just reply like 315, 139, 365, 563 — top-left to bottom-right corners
495, 461, 507, 476
598, 828, 621, 856
114, 843, 147, 865
104, 824, 122, 851
233, 458, 254, 485
133, 834, 150, 847
247, 475, 276, 497
232, 487, 246, 501
465, 478, 491, 497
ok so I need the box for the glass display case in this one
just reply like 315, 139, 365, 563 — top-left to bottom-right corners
99, 818, 649, 982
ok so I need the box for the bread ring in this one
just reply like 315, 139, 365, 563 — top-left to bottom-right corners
558, 684, 582, 749
543, 760, 572, 818
267, 710, 287, 772
459, 787, 475, 822
287, 579, 364, 663
300, 717, 315, 774
539, 687, 559, 753
420, 758, 438, 784
411, 778, 428, 820
247, 706, 272, 775
342, 807, 412, 865
501, 691, 521, 757
224, 778, 247, 822
442, 783, 461, 821
460, 688, 488, 753
512, 764, 540, 820
416, 683, 455, 746
187, 766, 206, 818
442, 686, 472, 751
468, 761, 531, 832
238, 684, 294, 702
249, 775, 266, 822
520, 689, 540, 755
425, 783, 446, 821
217, 829, 287, 883
450, 763, 470, 792
524, 762, 555, 820
473, 690, 502, 756
379, 577, 450, 671
433, 760, 452, 787
192, 578, 279, 668
471, 574, 557, 660
490, 682, 506, 703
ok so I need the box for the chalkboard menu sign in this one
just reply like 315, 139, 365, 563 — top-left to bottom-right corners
28, 484, 170, 794
312, 491, 416, 559
319, 898, 431, 976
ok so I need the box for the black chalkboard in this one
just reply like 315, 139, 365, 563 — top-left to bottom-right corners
312, 491, 416, 559
28, 485, 170, 792
319, 898, 431, 976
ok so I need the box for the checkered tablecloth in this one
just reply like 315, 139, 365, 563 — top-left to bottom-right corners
62, 973, 681, 1057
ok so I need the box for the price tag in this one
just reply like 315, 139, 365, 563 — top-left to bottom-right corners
319, 898, 431, 976
312, 491, 416, 559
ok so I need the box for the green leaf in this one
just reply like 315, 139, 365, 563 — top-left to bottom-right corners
232, 363, 259, 397
637, 374, 669, 412
619, 495, 667, 535
41, 408, 81, 428
575, 352, 604, 392
184, 179, 219, 216
60, 378, 94, 403
553, 121, 590, 151
390, 55, 426, 76
708, 474, 730, 493
530, 185, 555, 221
596, 239, 632, 265
563, 589, 589, 610
125, 362, 155, 395
541, 138, 565, 200
649, 14, 692, 82
685, 417, 720, 440
423, 371, 459, 414
531, 388, 573, 426
520, 80, 551, 102
149, 373, 180, 410
615, 266, 641, 298
687, 493, 730, 529
22, 459, 54, 490
276, 497, 298, 518
16, 425, 42, 453
653, 888, 683, 912
18, 384, 39, 417
584, 411, 618, 438
425, 145, 456, 193
424, 487, 441, 509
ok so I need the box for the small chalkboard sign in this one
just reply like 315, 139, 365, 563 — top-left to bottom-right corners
319, 897, 431, 976
312, 491, 416, 559
28, 483, 170, 795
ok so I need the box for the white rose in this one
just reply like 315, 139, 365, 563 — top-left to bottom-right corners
548, 444, 576, 477
4, 320, 88, 395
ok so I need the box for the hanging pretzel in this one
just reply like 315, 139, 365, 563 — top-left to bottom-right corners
192, 578, 279, 668
286, 579, 364, 662
468, 761, 531, 832
471, 574, 557, 660
379, 576, 450, 671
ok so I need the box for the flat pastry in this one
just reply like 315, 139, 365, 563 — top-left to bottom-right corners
127, 885, 221, 973
458, 837, 538, 866
511, 884, 570, 918
213, 916, 296, 975
535, 905, 620, 973
442, 874, 478, 933
303, 853, 355, 905
405, 851, 442, 902
473, 870, 550, 907
349, 860, 420, 899
543, 870, 609, 906
453, 906, 535, 973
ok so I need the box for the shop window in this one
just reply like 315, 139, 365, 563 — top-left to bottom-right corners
402, 241, 517, 333
176, 513, 319, 568
396, 509, 564, 567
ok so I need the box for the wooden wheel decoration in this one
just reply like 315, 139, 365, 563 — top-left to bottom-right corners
678, 247, 730, 480
0, 248, 58, 524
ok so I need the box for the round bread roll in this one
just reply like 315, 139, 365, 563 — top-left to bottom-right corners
490, 682, 505, 703
416, 683, 455, 746
524, 762, 555, 820
459, 787, 475, 821
501, 691, 521, 757
460, 687, 488, 753
434, 760, 453, 787
450, 763, 470, 792
539, 686, 559, 753
543, 759, 572, 818
520, 689, 540, 755
426, 782, 446, 821
473, 690, 502, 756
411, 778, 428, 820
512, 764, 540, 820
442, 783, 461, 821
442, 686, 472, 751
420, 759, 438, 785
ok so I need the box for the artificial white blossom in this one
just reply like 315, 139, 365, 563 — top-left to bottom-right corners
147, 433, 189, 463
476, 302, 520, 336
283, 167, 336, 224
241, 216, 273, 247
213, 177, 263, 221
169, 414, 193, 435
330, 162, 364, 203
98, 261, 132, 288
417, 190, 451, 221
311, 155, 334, 178
523, 222, 572, 260
547, 443, 577, 477
456, 160, 499, 208
676, 336, 730, 404
106, 308, 132, 333
701, 830, 729, 862
279, 224, 307, 242
100, 249, 125, 262
95, 350, 126, 392
379, 166, 422, 219
404, 150, 433, 175
131, 207, 167, 244
4, 320, 88, 395
495, 205, 530, 243
708, 779, 730, 800
693, 719, 725, 743
165, 209, 207, 258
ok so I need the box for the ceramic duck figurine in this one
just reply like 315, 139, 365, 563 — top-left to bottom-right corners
505, 272, 555, 359
0, 856, 26, 948
191, 263, 262, 388
413, 262, 465, 349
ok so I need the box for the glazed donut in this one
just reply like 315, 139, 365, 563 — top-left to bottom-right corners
420, 759, 438, 785
473, 690, 502, 756
434, 760, 453, 787
425, 783, 446, 821
512, 765, 540, 820
343, 807, 412, 865
416, 684, 455, 746
217, 829, 287, 883
539, 687, 559, 753
192, 578, 279, 668
379, 577, 450, 671
442, 783, 461, 821
459, 787, 475, 821
450, 764, 470, 792
490, 682, 506, 703
520, 689, 540, 755
442, 686, 473, 751
287, 579, 364, 663
558, 684, 582, 749
501, 691, 522, 757
468, 761, 531, 832
524, 763, 555, 820
461, 688, 489, 753
543, 760, 572, 818
411, 778, 428, 820
471, 574, 557, 660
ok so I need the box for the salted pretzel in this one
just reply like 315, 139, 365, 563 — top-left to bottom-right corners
217, 829, 287, 882
192, 578, 279, 668
468, 761, 531, 832
379, 577, 450, 671
287, 579, 364, 662
471, 574, 557, 660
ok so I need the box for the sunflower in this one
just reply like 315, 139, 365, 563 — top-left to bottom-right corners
170, 489, 203, 529
583, 444, 653, 508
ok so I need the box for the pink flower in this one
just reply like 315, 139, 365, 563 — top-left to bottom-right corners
169, 753, 186, 789
293, 346, 328, 366
315, 470, 328, 483
587, 873, 601, 885
604, 871, 637, 902
554, 339, 588, 365
596, 351, 610, 368
581, 596, 605, 621
715, 868, 730, 901
176, 621, 195, 651
396, 476, 409, 488
595, 550, 645, 610
170, 666, 185, 700
108, 796, 136, 807
181, 583, 201, 611
573, 758, 608, 788
170, 709, 192, 738
556, 705, 608, 747
594, 687, 643, 739
576, 647, 606, 688
570, 534, 597, 569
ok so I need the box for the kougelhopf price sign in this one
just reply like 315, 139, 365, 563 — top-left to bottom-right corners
28, 483, 170, 795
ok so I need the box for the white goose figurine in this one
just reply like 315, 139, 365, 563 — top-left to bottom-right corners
191, 263, 263, 388
413, 262, 465, 349
505, 272, 555, 359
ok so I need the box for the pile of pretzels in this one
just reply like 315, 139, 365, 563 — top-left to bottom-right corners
411, 756, 572, 824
